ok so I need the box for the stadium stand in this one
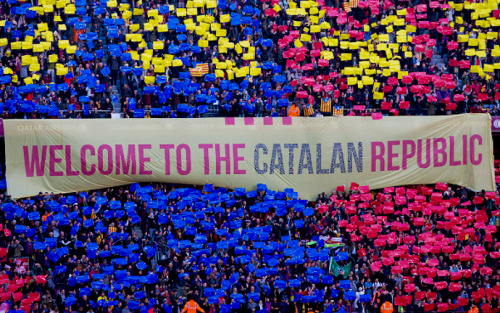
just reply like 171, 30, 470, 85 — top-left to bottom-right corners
0, 0, 498, 119
0, 181, 499, 313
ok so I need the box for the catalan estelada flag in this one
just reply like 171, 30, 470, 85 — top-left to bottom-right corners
333, 106, 344, 116
304, 104, 314, 117
189, 63, 209, 77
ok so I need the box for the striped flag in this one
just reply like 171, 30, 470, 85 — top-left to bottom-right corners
343, 0, 359, 12
189, 63, 209, 77
189, 67, 202, 77
333, 106, 344, 116
304, 104, 314, 117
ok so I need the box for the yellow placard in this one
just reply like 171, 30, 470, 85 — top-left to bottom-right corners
153, 41, 164, 50
250, 68, 261, 76
33, 44, 44, 53
49, 54, 58, 63
29, 63, 40, 72
56, 66, 68, 76
21, 55, 32, 66
300, 34, 311, 42
66, 45, 76, 54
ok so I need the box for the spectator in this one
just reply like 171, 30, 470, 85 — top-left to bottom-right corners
182, 295, 205, 313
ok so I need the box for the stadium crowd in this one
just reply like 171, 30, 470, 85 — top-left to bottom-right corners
1, 0, 500, 312
0, 179, 498, 313
0, 0, 499, 118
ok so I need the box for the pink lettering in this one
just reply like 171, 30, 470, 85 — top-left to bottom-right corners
449, 136, 461, 166
470, 134, 483, 165
138, 144, 152, 175
462, 135, 468, 165
65, 146, 79, 176
81, 145, 96, 176
233, 144, 246, 175
116, 144, 136, 175
160, 144, 175, 175
371, 142, 385, 172
215, 144, 231, 175
433, 138, 447, 167
199, 144, 214, 175
417, 139, 431, 168
387, 140, 400, 171
176, 144, 191, 175
97, 145, 113, 175
49, 145, 63, 177
402, 140, 416, 170
23, 145, 47, 177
